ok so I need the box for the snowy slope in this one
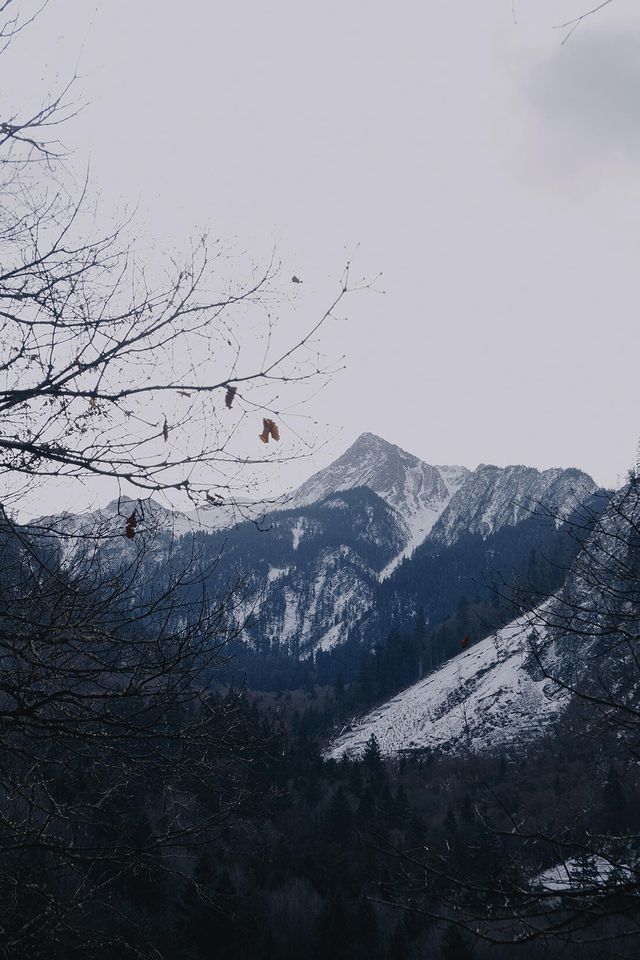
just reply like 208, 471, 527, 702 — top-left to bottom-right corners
327, 485, 630, 760
327, 609, 569, 759
208, 487, 407, 656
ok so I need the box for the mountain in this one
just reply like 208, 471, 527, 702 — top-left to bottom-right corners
429, 463, 595, 547
289, 433, 469, 576
43, 433, 599, 668
328, 483, 633, 762
200, 437, 596, 656
175, 486, 407, 655
375, 460, 598, 636
38, 495, 248, 541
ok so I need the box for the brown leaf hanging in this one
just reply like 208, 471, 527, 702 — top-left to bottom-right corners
259, 418, 280, 444
225, 385, 237, 409
162, 418, 169, 442
125, 510, 137, 539
177, 390, 191, 398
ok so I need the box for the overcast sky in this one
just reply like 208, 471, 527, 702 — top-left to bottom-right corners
8, 0, 640, 501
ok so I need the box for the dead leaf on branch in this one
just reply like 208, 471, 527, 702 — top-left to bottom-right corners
125, 510, 137, 539
162, 418, 169, 442
259, 418, 280, 443
224, 385, 237, 409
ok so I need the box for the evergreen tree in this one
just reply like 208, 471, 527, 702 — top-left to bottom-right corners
603, 764, 628, 826
362, 734, 384, 778
327, 786, 354, 844
440, 925, 476, 960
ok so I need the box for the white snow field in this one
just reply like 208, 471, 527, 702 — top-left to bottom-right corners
327, 610, 570, 760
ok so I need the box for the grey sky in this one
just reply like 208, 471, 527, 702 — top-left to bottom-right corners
7, 0, 640, 504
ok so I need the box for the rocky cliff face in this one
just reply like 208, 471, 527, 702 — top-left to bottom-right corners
197, 486, 407, 654
430, 463, 595, 547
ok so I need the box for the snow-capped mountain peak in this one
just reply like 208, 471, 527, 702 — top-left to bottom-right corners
289, 433, 469, 574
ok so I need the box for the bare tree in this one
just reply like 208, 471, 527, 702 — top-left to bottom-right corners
0, 3, 363, 956
0, 1, 365, 518
555, 1, 616, 45
0, 513, 275, 957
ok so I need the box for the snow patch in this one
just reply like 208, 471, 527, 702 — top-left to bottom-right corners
291, 518, 306, 550
533, 857, 635, 892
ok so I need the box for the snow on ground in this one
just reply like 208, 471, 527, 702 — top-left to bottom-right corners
437, 464, 471, 498
280, 585, 302, 643
378, 501, 444, 580
291, 518, 307, 550
313, 571, 374, 652
533, 857, 635, 892
265, 553, 373, 655
326, 610, 569, 760
267, 566, 290, 584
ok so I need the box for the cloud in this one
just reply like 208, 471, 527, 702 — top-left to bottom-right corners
522, 24, 640, 170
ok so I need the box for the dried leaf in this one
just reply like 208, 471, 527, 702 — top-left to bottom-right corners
125, 510, 137, 539
224, 385, 237, 409
259, 418, 280, 443
291, 275, 302, 283
162, 418, 169, 442
177, 390, 191, 398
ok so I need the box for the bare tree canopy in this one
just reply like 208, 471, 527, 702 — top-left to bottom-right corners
0, 0, 371, 515
0, 3, 357, 956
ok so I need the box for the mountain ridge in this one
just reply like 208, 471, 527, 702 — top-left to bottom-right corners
41, 432, 599, 660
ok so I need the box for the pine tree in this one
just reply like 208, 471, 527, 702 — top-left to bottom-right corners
362, 734, 384, 777
440, 924, 475, 959
327, 786, 354, 844
603, 763, 628, 826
